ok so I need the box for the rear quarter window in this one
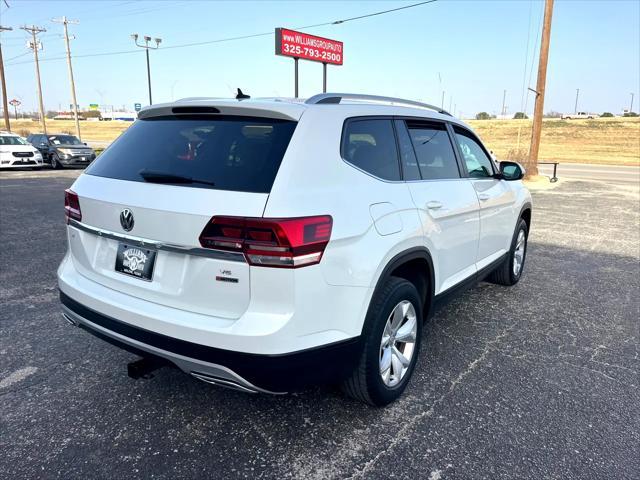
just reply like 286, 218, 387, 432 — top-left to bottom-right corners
341, 119, 400, 181
86, 116, 297, 193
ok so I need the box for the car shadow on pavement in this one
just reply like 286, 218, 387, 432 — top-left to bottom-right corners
2, 237, 639, 479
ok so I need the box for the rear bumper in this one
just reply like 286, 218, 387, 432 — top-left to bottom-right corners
60, 291, 361, 392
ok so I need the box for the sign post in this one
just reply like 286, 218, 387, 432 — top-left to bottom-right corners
323, 63, 327, 93
275, 28, 343, 98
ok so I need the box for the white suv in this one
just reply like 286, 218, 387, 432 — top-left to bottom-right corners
58, 93, 532, 406
0, 131, 44, 168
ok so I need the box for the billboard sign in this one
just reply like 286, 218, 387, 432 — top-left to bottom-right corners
89, 103, 99, 111
275, 28, 343, 65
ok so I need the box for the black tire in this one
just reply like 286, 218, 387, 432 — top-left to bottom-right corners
342, 277, 423, 407
489, 218, 529, 286
50, 153, 63, 169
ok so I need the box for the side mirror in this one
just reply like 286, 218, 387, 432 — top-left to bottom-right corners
499, 161, 525, 181
83, 142, 87, 145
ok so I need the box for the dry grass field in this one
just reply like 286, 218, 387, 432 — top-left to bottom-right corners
8, 116, 640, 165
10, 119, 130, 143
468, 117, 640, 165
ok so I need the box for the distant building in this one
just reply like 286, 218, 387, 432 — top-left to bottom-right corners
53, 112, 86, 121
100, 110, 137, 122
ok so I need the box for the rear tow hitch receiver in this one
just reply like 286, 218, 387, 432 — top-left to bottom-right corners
127, 356, 169, 380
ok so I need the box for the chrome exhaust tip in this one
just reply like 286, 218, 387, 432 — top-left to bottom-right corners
62, 313, 77, 326
190, 371, 259, 394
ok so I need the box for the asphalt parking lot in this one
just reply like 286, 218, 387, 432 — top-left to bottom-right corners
1, 170, 638, 479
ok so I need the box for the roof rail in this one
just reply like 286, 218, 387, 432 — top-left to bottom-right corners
305, 93, 451, 116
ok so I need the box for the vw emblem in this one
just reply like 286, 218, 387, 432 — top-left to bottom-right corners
120, 209, 134, 232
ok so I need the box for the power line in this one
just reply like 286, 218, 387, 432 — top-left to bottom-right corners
330, 0, 437, 25
6, 1, 438, 66
5, 51, 29, 61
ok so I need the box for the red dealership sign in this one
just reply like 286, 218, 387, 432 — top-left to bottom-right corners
275, 28, 343, 66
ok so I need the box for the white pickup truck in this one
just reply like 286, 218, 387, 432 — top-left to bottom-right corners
561, 111, 598, 120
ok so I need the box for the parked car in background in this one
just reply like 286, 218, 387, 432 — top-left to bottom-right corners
27, 133, 96, 169
0, 131, 44, 169
561, 111, 598, 120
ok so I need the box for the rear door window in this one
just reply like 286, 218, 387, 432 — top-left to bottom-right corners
86, 116, 297, 193
341, 119, 400, 181
406, 120, 460, 180
394, 120, 422, 181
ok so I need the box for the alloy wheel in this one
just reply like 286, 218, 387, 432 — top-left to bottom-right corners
513, 229, 526, 276
379, 300, 417, 387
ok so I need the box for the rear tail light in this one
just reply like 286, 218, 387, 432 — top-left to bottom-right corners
64, 189, 82, 223
199, 215, 333, 268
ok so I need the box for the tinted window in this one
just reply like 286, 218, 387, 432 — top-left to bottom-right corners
342, 119, 400, 181
394, 120, 421, 181
406, 121, 459, 180
86, 116, 297, 193
0, 135, 29, 146
453, 127, 494, 178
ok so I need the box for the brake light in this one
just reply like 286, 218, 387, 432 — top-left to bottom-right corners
199, 215, 333, 268
64, 189, 82, 223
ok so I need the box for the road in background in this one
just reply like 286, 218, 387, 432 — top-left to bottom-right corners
1, 174, 638, 479
538, 162, 640, 183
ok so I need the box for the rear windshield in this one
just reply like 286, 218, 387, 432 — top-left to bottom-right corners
86, 116, 297, 193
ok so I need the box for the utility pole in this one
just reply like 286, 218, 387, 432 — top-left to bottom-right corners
501, 89, 507, 117
21, 25, 47, 134
574, 88, 579, 114
441, 90, 445, 111
527, 0, 554, 177
131, 34, 161, 105
630, 92, 635, 113
52, 16, 81, 140
0, 25, 12, 132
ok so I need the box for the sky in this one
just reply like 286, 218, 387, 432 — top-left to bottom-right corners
0, 0, 638, 118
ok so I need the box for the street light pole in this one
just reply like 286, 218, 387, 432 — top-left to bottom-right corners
131, 34, 161, 105
630, 92, 635, 113
145, 48, 152, 104
574, 88, 579, 114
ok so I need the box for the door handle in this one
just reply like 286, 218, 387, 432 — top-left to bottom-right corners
426, 201, 443, 210
478, 193, 490, 201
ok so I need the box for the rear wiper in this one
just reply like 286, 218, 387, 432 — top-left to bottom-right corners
139, 170, 215, 187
